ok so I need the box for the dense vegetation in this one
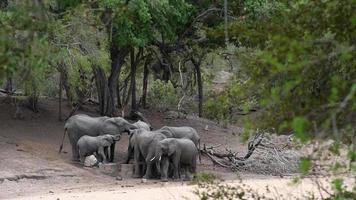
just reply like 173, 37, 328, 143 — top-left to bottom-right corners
0, 0, 355, 198
1, 0, 355, 143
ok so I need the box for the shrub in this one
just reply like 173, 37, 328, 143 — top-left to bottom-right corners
147, 79, 179, 112
191, 172, 217, 185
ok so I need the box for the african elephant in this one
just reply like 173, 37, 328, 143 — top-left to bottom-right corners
77, 134, 120, 163
158, 126, 201, 161
59, 114, 137, 162
133, 120, 152, 131
132, 129, 167, 178
124, 121, 154, 164
153, 138, 198, 181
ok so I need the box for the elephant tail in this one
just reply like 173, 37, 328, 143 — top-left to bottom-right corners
58, 128, 67, 154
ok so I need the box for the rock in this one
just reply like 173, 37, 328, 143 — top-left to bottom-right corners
116, 176, 123, 181
99, 163, 118, 177
204, 125, 209, 131
84, 155, 98, 167
141, 178, 147, 183
118, 164, 134, 178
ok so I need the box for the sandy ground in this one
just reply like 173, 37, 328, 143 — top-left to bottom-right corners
0, 98, 354, 199
8, 177, 356, 200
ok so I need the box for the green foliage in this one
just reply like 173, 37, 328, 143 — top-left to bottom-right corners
194, 180, 268, 200
327, 178, 355, 200
191, 172, 217, 185
214, 0, 356, 141
299, 157, 311, 175
0, 0, 54, 96
147, 79, 179, 112
292, 117, 310, 143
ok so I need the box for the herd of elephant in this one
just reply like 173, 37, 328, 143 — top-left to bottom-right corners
58, 114, 201, 181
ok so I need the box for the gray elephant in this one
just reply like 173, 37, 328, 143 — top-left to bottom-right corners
159, 126, 201, 161
133, 120, 151, 131
77, 134, 120, 163
153, 138, 198, 181
125, 129, 171, 164
132, 129, 167, 178
124, 120, 154, 164
59, 114, 137, 162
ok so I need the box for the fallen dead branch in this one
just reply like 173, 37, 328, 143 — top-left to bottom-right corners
201, 131, 300, 175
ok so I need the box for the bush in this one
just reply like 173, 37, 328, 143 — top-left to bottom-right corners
212, 0, 356, 142
147, 79, 180, 112
191, 172, 217, 185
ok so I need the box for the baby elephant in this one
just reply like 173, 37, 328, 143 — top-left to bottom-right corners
154, 138, 198, 181
77, 134, 120, 163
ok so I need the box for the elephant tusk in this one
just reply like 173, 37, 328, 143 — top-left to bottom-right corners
159, 156, 161, 161
150, 156, 156, 162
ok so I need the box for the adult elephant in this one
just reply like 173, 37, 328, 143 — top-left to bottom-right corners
59, 114, 137, 162
153, 138, 198, 181
158, 126, 201, 161
132, 129, 167, 178
132, 120, 152, 131
125, 128, 171, 164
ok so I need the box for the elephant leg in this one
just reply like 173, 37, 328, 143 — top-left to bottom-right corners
98, 147, 108, 163
143, 162, 152, 179
183, 165, 192, 181
104, 146, 109, 161
109, 142, 116, 162
172, 153, 180, 179
143, 151, 155, 179
68, 134, 79, 161
191, 157, 197, 173
133, 146, 142, 178
79, 151, 86, 163
160, 158, 169, 182
124, 145, 132, 164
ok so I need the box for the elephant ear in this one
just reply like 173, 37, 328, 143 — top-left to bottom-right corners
101, 136, 114, 147
101, 118, 120, 135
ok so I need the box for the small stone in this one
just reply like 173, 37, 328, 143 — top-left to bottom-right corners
84, 155, 98, 167
49, 191, 54, 194
116, 176, 123, 181
204, 125, 209, 131
141, 178, 147, 183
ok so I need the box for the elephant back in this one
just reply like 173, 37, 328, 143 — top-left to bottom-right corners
160, 126, 200, 145
65, 114, 104, 137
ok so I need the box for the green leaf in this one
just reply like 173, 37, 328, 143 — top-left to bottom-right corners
299, 157, 311, 175
329, 142, 340, 156
331, 178, 343, 192
292, 117, 310, 143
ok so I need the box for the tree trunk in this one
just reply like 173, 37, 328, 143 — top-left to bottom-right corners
142, 58, 149, 109
58, 72, 63, 121
93, 65, 109, 116
191, 56, 204, 117
3, 77, 12, 93
130, 49, 137, 111
60, 68, 73, 107
106, 45, 121, 116
195, 64, 203, 117
116, 81, 122, 109
94, 45, 128, 117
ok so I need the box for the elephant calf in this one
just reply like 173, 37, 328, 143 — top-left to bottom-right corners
77, 134, 120, 164
154, 138, 198, 181
159, 126, 201, 161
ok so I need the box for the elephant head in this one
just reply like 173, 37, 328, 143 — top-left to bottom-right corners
98, 134, 120, 147
152, 139, 177, 163
150, 139, 177, 179
101, 117, 138, 135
